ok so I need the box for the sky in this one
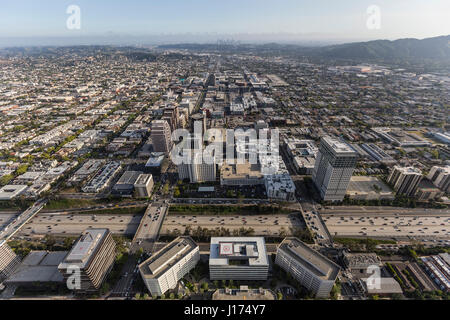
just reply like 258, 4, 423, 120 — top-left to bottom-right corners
0, 0, 449, 45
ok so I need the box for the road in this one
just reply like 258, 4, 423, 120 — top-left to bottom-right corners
160, 213, 305, 236
0, 199, 47, 240
133, 203, 168, 242
17, 212, 141, 237
322, 211, 450, 240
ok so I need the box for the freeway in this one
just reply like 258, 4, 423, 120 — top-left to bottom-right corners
17, 212, 141, 237
0, 199, 48, 240
322, 211, 450, 240
160, 213, 304, 236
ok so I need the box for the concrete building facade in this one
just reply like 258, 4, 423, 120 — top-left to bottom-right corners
312, 136, 358, 202
139, 236, 199, 296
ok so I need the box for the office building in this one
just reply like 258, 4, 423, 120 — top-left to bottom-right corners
212, 286, 275, 300
5, 251, 66, 286
58, 229, 116, 293
162, 106, 179, 131
139, 236, 199, 296
209, 237, 269, 281
0, 240, 21, 282
275, 238, 340, 298
220, 161, 264, 186
112, 171, 143, 196
427, 166, 450, 193
312, 136, 358, 202
415, 179, 444, 201
134, 174, 154, 198
387, 166, 423, 197
151, 120, 173, 153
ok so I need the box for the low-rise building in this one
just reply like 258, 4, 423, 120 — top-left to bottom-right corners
0, 185, 28, 200
209, 237, 269, 281
134, 174, 154, 198
275, 238, 340, 298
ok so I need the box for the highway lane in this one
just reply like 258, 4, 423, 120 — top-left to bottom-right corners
160, 213, 305, 236
16, 213, 141, 237
323, 213, 450, 239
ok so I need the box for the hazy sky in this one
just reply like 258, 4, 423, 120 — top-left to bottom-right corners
0, 0, 449, 42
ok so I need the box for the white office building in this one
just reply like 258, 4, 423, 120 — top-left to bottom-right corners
387, 166, 423, 197
139, 237, 200, 296
209, 237, 269, 281
312, 136, 358, 202
276, 238, 340, 298
134, 174, 154, 198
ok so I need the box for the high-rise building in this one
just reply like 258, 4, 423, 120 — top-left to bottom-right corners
162, 106, 179, 131
275, 238, 340, 298
0, 240, 21, 282
151, 120, 173, 153
58, 229, 116, 293
176, 137, 217, 183
312, 136, 358, 202
209, 237, 269, 281
387, 166, 423, 197
139, 236, 199, 296
427, 166, 450, 193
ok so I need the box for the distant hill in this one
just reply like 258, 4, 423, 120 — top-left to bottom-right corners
158, 35, 450, 63
316, 35, 450, 60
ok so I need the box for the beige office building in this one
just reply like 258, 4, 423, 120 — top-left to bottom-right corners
0, 240, 21, 282
58, 229, 116, 293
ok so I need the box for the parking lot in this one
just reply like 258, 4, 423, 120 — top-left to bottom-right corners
323, 212, 450, 240
160, 213, 305, 236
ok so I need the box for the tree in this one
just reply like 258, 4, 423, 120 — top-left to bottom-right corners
277, 292, 283, 300
169, 293, 175, 299
143, 293, 149, 300
135, 293, 141, 300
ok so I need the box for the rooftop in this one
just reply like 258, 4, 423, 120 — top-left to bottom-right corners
210, 237, 268, 267
139, 236, 198, 278
278, 238, 340, 281
60, 229, 109, 268
322, 136, 356, 155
